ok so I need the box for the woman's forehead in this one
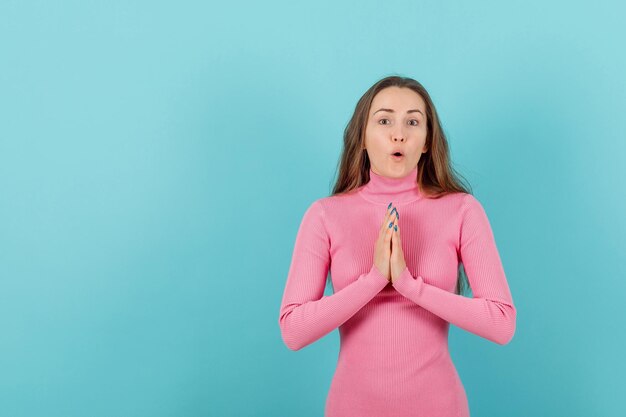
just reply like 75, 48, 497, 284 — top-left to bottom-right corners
371, 87, 426, 112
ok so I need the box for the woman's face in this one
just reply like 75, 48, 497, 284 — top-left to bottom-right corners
363, 86, 428, 178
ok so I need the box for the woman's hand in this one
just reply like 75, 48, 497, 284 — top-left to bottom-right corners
390, 208, 407, 285
373, 204, 398, 282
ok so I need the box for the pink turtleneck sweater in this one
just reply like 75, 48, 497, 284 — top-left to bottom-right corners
278, 166, 516, 417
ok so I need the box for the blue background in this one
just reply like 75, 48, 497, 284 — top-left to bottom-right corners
1, 1, 624, 416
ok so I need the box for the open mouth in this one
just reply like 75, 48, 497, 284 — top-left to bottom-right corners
393, 152, 403, 157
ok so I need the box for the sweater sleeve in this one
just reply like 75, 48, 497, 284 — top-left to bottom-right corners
278, 200, 390, 351
392, 194, 517, 345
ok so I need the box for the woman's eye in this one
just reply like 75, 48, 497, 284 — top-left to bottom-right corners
378, 118, 419, 126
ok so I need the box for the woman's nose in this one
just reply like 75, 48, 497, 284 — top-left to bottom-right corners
392, 126, 406, 141
393, 133, 405, 142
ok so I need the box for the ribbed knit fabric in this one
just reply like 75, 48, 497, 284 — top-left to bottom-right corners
278, 165, 516, 417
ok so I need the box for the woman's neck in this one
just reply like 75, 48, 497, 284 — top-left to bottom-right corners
358, 166, 422, 204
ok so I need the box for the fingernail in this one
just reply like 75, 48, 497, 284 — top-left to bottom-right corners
394, 225, 398, 231
387, 202, 392, 210
388, 221, 393, 228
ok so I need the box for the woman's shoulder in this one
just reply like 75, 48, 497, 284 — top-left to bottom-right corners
420, 191, 488, 220
300, 195, 337, 216
297, 191, 362, 226
422, 189, 473, 205
312, 189, 361, 208
445, 192, 491, 222
450, 192, 485, 213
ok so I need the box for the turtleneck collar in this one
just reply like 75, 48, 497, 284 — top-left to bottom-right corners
358, 165, 422, 204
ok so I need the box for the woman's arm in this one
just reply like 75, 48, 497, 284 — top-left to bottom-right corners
392, 194, 517, 345
278, 200, 389, 351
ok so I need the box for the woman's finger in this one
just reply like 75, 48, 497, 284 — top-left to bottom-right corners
393, 217, 401, 247
385, 212, 397, 243
380, 203, 395, 234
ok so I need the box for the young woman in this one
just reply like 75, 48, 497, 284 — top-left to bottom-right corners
278, 75, 516, 417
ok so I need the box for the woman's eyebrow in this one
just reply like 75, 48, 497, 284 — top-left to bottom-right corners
373, 108, 424, 116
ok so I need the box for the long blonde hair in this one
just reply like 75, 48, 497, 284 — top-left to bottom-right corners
331, 75, 473, 296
